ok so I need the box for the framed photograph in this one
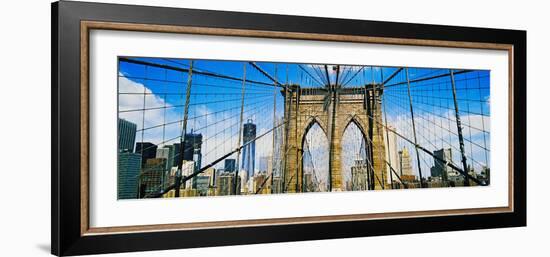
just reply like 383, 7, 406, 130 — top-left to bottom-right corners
52, 1, 526, 256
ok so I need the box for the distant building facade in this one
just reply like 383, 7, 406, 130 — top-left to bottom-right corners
252, 172, 269, 194
399, 148, 413, 177
156, 145, 175, 171
241, 120, 256, 177
430, 148, 453, 182
194, 176, 211, 196
239, 170, 249, 194
385, 125, 399, 183
351, 159, 368, 191
138, 158, 166, 198
203, 167, 216, 187
117, 118, 140, 199
135, 142, 157, 166
217, 172, 240, 196
259, 156, 272, 173
272, 176, 283, 194
181, 160, 195, 189
117, 152, 141, 199
224, 159, 236, 173
118, 118, 137, 152
182, 132, 202, 172
303, 173, 314, 192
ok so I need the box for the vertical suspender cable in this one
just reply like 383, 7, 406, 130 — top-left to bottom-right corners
405, 68, 425, 188
175, 60, 194, 197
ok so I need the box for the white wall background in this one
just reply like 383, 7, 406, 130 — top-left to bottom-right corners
0, 0, 546, 256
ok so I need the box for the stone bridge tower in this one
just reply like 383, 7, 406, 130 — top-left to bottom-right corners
281, 84, 387, 193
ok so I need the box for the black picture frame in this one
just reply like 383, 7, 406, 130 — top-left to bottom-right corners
52, 1, 526, 256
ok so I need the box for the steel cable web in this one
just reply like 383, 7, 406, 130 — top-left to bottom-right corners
116, 58, 490, 200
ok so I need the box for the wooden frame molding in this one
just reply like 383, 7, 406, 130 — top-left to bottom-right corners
79, 20, 515, 236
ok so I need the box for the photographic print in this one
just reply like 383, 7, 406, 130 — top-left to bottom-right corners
117, 57, 490, 199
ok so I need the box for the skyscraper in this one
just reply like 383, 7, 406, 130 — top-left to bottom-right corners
481, 166, 490, 185
351, 159, 368, 191
431, 148, 453, 181
182, 132, 202, 172
117, 151, 141, 199
194, 176, 211, 196
303, 173, 314, 192
138, 158, 166, 198
203, 167, 216, 187
135, 142, 157, 166
118, 118, 140, 199
385, 125, 399, 183
259, 156, 272, 173
242, 119, 256, 177
172, 143, 181, 167
399, 147, 413, 176
118, 118, 137, 152
224, 159, 236, 173
239, 170, 249, 194
156, 145, 175, 170
181, 160, 195, 189
217, 172, 240, 196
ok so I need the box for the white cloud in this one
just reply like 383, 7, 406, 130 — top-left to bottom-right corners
118, 74, 241, 170
387, 110, 490, 144
385, 110, 491, 174
118, 74, 182, 148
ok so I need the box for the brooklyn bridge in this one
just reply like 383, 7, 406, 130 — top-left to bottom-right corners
116, 57, 490, 199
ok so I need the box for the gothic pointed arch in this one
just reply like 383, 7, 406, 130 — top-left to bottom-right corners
340, 116, 370, 191
300, 117, 329, 192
